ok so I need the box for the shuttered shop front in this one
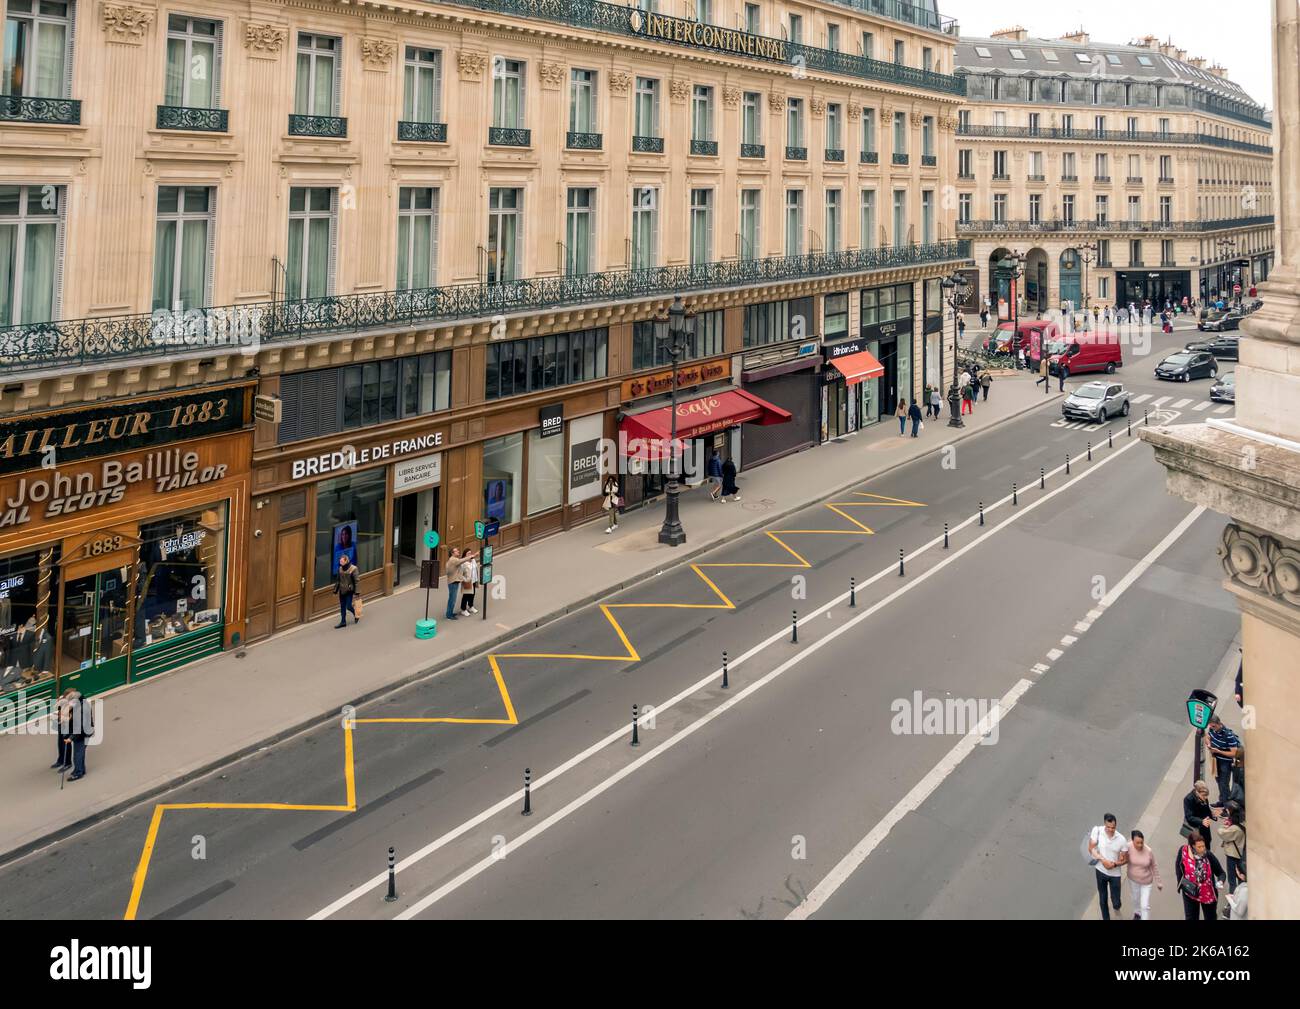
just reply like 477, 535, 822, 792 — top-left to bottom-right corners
740, 368, 819, 467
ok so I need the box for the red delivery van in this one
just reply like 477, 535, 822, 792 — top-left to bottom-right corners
1047, 332, 1123, 376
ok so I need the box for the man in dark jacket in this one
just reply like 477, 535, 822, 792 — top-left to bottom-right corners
720, 457, 740, 501
66, 690, 93, 781
50, 689, 74, 771
334, 554, 359, 628
907, 399, 923, 437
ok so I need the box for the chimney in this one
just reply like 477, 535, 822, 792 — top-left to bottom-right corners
1175, 49, 1187, 62
1209, 63, 1228, 78
1059, 28, 1090, 45
1189, 57, 1207, 69
990, 26, 1028, 41
1138, 35, 1160, 50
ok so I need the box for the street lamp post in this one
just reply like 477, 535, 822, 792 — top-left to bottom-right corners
1078, 242, 1098, 319
940, 273, 970, 428
655, 296, 694, 546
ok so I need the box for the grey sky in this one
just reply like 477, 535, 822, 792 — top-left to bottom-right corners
941, 0, 1274, 110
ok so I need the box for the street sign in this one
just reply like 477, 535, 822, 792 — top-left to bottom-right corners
474, 520, 485, 540
482, 545, 493, 566
481, 564, 492, 586
419, 560, 438, 589
423, 529, 440, 551
1187, 688, 1218, 730
1233, 283, 1242, 294
484, 519, 501, 538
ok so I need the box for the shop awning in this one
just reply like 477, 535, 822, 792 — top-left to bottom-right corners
620, 389, 792, 461
828, 349, 885, 386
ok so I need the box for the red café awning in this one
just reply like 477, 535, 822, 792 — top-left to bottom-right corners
620, 389, 792, 461
828, 349, 885, 386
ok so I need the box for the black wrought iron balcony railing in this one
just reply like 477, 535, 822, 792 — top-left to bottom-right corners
957, 171, 973, 179
991, 172, 1010, 181
740, 142, 765, 158
0, 94, 81, 125
861, 150, 879, 164
488, 126, 531, 146
1026, 173, 1045, 182
921, 154, 937, 167
1159, 176, 1175, 184
957, 215, 1274, 235
1126, 176, 1144, 184
429, 0, 965, 97
955, 123, 1272, 156
1061, 175, 1079, 183
567, 130, 603, 150
690, 138, 719, 156
786, 145, 808, 160
397, 120, 448, 142
288, 113, 347, 138
0, 240, 971, 374
156, 105, 229, 132
892, 152, 909, 165
1095, 175, 1111, 184
825, 148, 845, 163
632, 134, 664, 153
820, 0, 959, 35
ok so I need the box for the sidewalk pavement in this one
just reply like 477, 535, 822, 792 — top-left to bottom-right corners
0, 374, 1061, 861
1080, 641, 1245, 921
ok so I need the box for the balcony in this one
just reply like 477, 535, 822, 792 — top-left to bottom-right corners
632, 134, 664, 153
690, 138, 718, 156
1126, 176, 1144, 184
786, 145, 808, 160
0, 94, 81, 125
397, 120, 448, 142
1061, 175, 1079, 183
825, 148, 845, 163
955, 123, 1272, 156
566, 130, 603, 150
1159, 176, 1175, 184
892, 152, 909, 165
740, 143, 765, 158
860, 150, 879, 164
991, 173, 1010, 181
1095, 175, 1111, 184
488, 126, 531, 146
956, 215, 1273, 235
0, 240, 972, 375
1026, 174, 1045, 182
156, 105, 228, 132
288, 113, 346, 138
957, 171, 974, 180
921, 154, 937, 167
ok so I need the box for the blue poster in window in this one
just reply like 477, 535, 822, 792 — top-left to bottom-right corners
332, 521, 358, 573
485, 479, 508, 523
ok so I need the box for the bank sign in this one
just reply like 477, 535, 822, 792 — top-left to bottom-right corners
629, 9, 788, 63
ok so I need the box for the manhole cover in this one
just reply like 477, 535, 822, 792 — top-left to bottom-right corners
741, 498, 776, 512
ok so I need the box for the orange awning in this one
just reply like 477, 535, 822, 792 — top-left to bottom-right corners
620, 389, 792, 461
829, 349, 885, 386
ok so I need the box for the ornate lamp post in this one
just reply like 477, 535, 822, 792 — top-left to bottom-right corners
1078, 241, 1098, 317
654, 296, 694, 546
940, 273, 970, 428
1217, 237, 1240, 305
995, 251, 1024, 366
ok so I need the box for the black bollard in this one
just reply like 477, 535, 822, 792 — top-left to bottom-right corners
1013, 482, 1018, 505
850, 576, 856, 607
1108, 427, 1113, 448
631, 704, 640, 747
384, 847, 397, 902
979, 501, 985, 526
791, 610, 798, 643
1066, 453, 1071, 474
944, 522, 949, 549
898, 549, 905, 576
721, 651, 729, 689
1040, 467, 1045, 489
1144, 409, 1149, 427
1087, 440, 1092, 461
522, 767, 532, 816
1127, 418, 1132, 437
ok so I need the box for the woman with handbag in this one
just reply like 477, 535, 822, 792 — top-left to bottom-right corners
602, 475, 621, 534
458, 549, 479, 616
1174, 831, 1226, 920
1218, 802, 1246, 895
1182, 780, 1219, 850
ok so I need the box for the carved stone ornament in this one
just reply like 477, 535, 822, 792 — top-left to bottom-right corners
910, 109, 925, 127
847, 105, 862, 122
670, 78, 690, 104
609, 71, 632, 95
722, 87, 740, 109
360, 38, 396, 71
767, 92, 786, 113
539, 61, 565, 89
458, 50, 487, 82
810, 96, 826, 118
244, 22, 287, 57
101, 3, 155, 43
1218, 524, 1300, 607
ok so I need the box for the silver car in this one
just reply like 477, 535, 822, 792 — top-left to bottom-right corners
1062, 381, 1130, 421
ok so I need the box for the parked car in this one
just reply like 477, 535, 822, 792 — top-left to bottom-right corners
1046, 333, 1123, 376
1197, 309, 1227, 331
1186, 335, 1239, 359
1155, 350, 1218, 381
1203, 311, 1243, 333
1062, 381, 1131, 422
1210, 371, 1236, 403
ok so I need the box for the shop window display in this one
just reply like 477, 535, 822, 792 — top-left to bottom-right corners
314, 469, 386, 589
526, 429, 563, 516
0, 547, 58, 698
482, 433, 523, 526
134, 505, 227, 646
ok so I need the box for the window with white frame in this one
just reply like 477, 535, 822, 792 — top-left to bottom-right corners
787, 13, 802, 44
826, 103, 842, 150
784, 189, 803, 256
739, 189, 760, 260
403, 47, 442, 123
861, 107, 876, 153
992, 192, 1007, 223
286, 186, 336, 300
892, 189, 906, 244
153, 185, 214, 312
743, 3, 760, 34
689, 188, 713, 265
1159, 195, 1172, 223
920, 189, 932, 244
294, 34, 339, 117
691, 84, 713, 141
958, 192, 971, 223
787, 97, 804, 148
827, 23, 840, 52
1028, 193, 1041, 224
2, 0, 74, 99
492, 58, 526, 128
825, 189, 842, 253
861, 31, 873, 59
1098, 276, 1110, 300
569, 68, 596, 134
631, 186, 658, 269
164, 15, 221, 109
1062, 152, 1076, 178
0, 183, 63, 325
1062, 194, 1075, 223
922, 116, 934, 157
860, 189, 877, 248
958, 149, 972, 177
892, 111, 906, 155
396, 186, 439, 291
695, 0, 712, 23
487, 187, 522, 283
1095, 195, 1109, 222
634, 76, 659, 137
742, 91, 761, 145
1159, 154, 1172, 179
1128, 194, 1141, 222
1095, 152, 1108, 178
565, 187, 594, 275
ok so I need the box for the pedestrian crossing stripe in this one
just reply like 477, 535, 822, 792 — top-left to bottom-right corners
1172, 398, 1194, 409
1193, 401, 1212, 412
1132, 393, 1153, 404
1214, 405, 1232, 414
1152, 396, 1171, 407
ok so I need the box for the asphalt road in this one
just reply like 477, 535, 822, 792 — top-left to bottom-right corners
0, 320, 1240, 921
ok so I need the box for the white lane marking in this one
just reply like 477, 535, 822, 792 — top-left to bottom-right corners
1132, 393, 1153, 404
1152, 396, 1171, 407
1074, 621, 1091, 634
1061, 635, 1077, 647
347, 439, 1149, 922
1172, 398, 1193, 409
789, 503, 1207, 920
1087, 608, 1104, 621
1213, 405, 1232, 415
1193, 401, 1212, 412
1046, 648, 1064, 661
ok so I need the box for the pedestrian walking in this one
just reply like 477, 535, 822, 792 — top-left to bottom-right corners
1017, 346, 1026, 371
1175, 831, 1225, 920
930, 386, 942, 418
1218, 803, 1246, 895
50, 688, 74, 771
896, 399, 908, 435
1182, 780, 1220, 851
1226, 863, 1248, 920
707, 450, 724, 501
1125, 830, 1163, 920
443, 546, 463, 619
908, 398, 923, 437
458, 548, 479, 615
1087, 814, 1129, 920
65, 689, 93, 781
957, 316, 966, 345
980, 370, 992, 401
720, 455, 740, 501
958, 370, 971, 415
1057, 360, 1069, 392
1036, 355, 1049, 390
962, 382, 975, 416
1206, 715, 1241, 805
333, 553, 359, 628
602, 475, 620, 533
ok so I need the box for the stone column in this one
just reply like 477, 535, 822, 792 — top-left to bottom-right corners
1142, 0, 1299, 919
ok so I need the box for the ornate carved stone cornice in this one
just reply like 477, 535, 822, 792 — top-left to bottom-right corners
1219, 524, 1300, 609
102, 3, 155, 44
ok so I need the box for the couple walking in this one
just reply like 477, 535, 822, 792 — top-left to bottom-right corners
443, 547, 481, 619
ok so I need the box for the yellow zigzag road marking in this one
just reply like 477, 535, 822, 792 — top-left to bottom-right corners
123, 491, 923, 919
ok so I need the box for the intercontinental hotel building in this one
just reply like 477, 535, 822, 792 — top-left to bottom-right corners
0, 1, 1274, 706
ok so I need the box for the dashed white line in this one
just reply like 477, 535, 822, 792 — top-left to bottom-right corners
1074, 621, 1091, 634
1046, 648, 1064, 661
1061, 635, 1078, 647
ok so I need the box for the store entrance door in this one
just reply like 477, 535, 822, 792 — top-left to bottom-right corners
59, 567, 133, 696
393, 487, 439, 587
878, 338, 899, 418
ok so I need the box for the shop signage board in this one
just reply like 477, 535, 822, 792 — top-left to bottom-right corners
539, 403, 564, 439
253, 395, 282, 424
284, 427, 446, 483
621, 358, 731, 401
392, 452, 442, 494
825, 338, 868, 360
567, 413, 605, 504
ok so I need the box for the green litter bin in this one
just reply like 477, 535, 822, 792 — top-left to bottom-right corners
415, 618, 437, 639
